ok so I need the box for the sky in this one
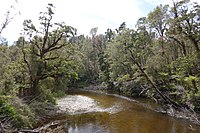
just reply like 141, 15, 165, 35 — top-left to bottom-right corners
0, 0, 199, 44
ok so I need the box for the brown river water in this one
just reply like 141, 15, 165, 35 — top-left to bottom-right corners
45, 90, 200, 133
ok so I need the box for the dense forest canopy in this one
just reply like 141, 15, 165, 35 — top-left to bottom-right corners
0, 0, 200, 130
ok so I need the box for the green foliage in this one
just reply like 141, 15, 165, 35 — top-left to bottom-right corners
100, 1, 200, 109
117, 74, 131, 83
171, 54, 196, 75
193, 90, 200, 109
0, 96, 35, 128
0, 44, 26, 95
184, 75, 198, 83
0, 96, 16, 116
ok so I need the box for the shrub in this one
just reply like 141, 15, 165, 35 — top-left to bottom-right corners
0, 95, 35, 128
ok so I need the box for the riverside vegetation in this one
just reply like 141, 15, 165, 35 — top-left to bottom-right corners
0, 0, 200, 131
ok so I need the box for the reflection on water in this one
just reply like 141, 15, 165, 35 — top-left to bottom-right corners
55, 91, 200, 133
68, 123, 108, 133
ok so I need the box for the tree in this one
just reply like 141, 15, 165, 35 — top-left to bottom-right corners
106, 23, 181, 107
105, 28, 115, 41
147, 4, 169, 56
169, 0, 200, 59
167, 0, 200, 93
21, 4, 76, 96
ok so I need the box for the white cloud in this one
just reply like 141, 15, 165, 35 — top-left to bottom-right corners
52, 0, 143, 34
0, 0, 199, 44
1, 0, 144, 43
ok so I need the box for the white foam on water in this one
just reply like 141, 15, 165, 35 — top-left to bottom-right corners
57, 95, 121, 115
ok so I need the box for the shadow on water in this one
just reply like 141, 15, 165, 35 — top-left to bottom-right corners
38, 90, 200, 133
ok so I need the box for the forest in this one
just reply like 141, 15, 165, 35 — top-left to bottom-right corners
0, 0, 200, 131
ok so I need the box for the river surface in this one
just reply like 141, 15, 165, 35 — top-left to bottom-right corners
51, 90, 200, 133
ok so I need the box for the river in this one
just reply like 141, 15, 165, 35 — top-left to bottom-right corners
40, 90, 200, 133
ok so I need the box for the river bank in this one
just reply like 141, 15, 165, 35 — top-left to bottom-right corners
7, 85, 199, 133
28, 89, 200, 133
81, 84, 200, 125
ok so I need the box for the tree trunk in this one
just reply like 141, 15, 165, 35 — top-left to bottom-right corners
169, 36, 187, 56
128, 49, 180, 109
31, 79, 40, 96
136, 61, 179, 108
